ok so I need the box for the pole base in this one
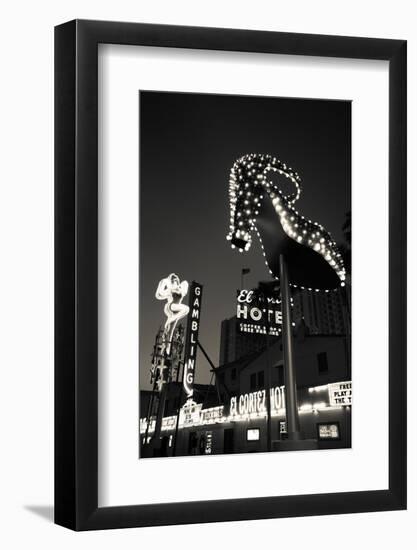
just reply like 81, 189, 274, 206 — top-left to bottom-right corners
272, 439, 319, 452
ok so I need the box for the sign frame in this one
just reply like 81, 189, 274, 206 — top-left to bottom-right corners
55, 19, 406, 530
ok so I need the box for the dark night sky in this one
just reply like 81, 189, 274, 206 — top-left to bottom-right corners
139, 91, 351, 389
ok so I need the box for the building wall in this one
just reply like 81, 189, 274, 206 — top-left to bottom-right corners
225, 334, 350, 398
220, 316, 267, 365
141, 333, 351, 459
292, 288, 350, 335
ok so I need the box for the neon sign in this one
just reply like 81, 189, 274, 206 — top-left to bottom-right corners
155, 273, 189, 356
226, 153, 346, 291
139, 381, 352, 434
230, 385, 286, 416
179, 401, 202, 428
183, 282, 203, 400
201, 406, 224, 424
236, 289, 282, 336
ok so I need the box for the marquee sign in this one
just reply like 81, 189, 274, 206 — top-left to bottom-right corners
201, 406, 224, 424
328, 381, 352, 406
139, 379, 353, 436
236, 289, 282, 336
183, 282, 203, 400
179, 401, 203, 428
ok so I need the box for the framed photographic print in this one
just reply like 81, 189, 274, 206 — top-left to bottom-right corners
55, 20, 406, 530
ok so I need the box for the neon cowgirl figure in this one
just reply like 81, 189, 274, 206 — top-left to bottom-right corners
155, 274, 189, 356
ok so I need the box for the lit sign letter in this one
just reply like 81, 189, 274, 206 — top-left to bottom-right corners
250, 307, 262, 321
230, 396, 237, 415
236, 303, 248, 319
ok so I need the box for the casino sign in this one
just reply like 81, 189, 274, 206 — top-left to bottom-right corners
236, 289, 282, 336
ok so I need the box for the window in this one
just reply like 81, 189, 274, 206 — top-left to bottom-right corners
317, 352, 328, 374
274, 365, 284, 386
250, 370, 265, 390
257, 370, 264, 389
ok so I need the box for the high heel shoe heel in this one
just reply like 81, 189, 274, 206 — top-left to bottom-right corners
226, 153, 346, 291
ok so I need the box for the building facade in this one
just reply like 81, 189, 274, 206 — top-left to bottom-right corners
140, 332, 351, 457
219, 317, 267, 365
292, 288, 350, 335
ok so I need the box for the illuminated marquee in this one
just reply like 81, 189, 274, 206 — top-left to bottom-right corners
328, 381, 352, 406
139, 381, 352, 434
236, 289, 282, 336
183, 282, 203, 400
201, 406, 224, 424
179, 401, 202, 428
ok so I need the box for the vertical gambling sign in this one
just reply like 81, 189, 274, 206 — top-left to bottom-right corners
183, 281, 203, 400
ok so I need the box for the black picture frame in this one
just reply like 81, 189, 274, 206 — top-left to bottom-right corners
55, 19, 407, 530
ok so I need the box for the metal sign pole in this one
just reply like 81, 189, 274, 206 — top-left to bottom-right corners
279, 254, 301, 440
172, 365, 184, 457
143, 377, 158, 450
153, 373, 169, 443
261, 289, 273, 452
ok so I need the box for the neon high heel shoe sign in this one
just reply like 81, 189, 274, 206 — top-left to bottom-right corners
226, 153, 346, 291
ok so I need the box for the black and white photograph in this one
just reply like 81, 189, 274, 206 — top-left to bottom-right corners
139, 91, 352, 458
0, 0, 411, 543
